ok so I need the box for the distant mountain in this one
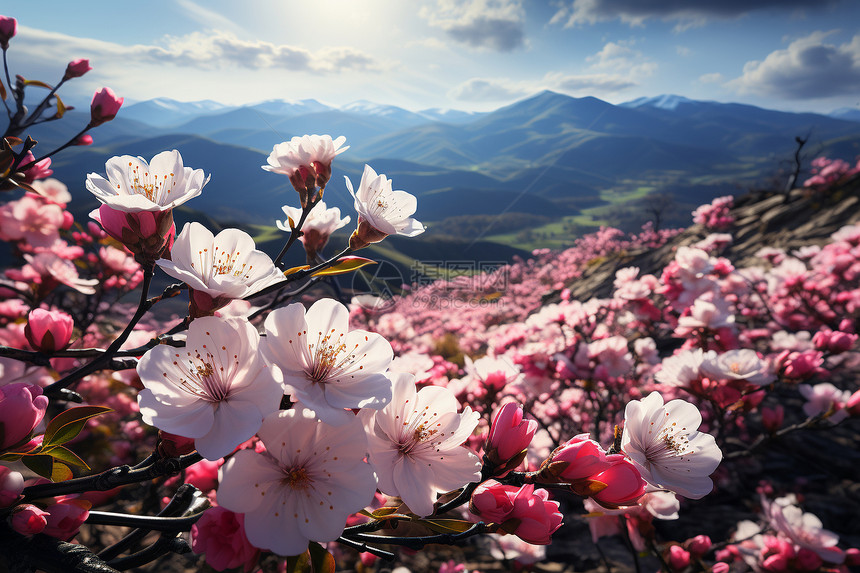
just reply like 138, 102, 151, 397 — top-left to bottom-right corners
620, 94, 696, 110
122, 98, 236, 127
830, 108, 860, 123
247, 99, 332, 117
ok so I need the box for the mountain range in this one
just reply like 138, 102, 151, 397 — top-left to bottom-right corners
25, 91, 860, 264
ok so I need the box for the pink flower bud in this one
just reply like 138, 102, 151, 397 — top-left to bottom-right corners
795, 548, 823, 571
0, 465, 24, 506
589, 457, 647, 506
486, 402, 537, 470
0, 16, 17, 49
712, 563, 730, 573
470, 479, 516, 523
668, 545, 691, 570
63, 58, 91, 80
845, 548, 860, 566
90, 205, 174, 266
761, 405, 784, 433
90, 87, 123, 126
0, 382, 49, 450
75, 134, 93, 146
847, 391, 860, 416
25, 308, 74, 353
11, 504, 49, 535
543, 434, 614, 481
191, 507, 259, 571
828, 331, 857, 353
359, 552, 377, 567
184, 459, 221, 492
42, 495, 91, 540
762, 554, 789, 572
507, 484, 563, 545
687, 534, 712, 557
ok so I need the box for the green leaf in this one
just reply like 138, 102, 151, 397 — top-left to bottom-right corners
22, 454, 55, 480
54, 94, 66, 118
284, 264, 310, 276
51, 461, 73, 482
421, 518, 475, 534
284, 550, 310, 573
22, 79, 54, 89
308, 542, 335, 573
43, 406, 112, 447
310, 257, 376, 277
43, 445, 90, 470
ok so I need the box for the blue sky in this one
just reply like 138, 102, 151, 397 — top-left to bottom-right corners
5, 0, 860, 114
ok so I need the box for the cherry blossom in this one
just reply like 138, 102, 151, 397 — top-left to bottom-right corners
621, 392, 722, 499
700, 349, 775, 386
85, 150, 208, 213
156, 223, 285, 315
261, 298, 393, 425
263, 135, 348, 206
277, 200, 350, 259
767, 497, 845, 564
345, 165, 425, 249
362, 372, 481, 517
136, 316, 282, 460
216, 407, 377, 556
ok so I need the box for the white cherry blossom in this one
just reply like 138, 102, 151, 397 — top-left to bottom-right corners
263, 135, 348, 180
700, 348, 775, 386
156, 223, 285, 302
362, 372, 481, 517
621, 392, 722, 499
262, 298, 393, 425
345, 165, 424, 249
86, 150, 208, 213
216, 407, 377, 556
136, 316, 282, 460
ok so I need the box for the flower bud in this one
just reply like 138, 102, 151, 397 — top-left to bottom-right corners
845, 548, 860, 566
90, 87, 123, 126
0, 382, 49, 451
686, 534, 712, 557
469, 479, 516, 523
191, 507, 260, 571
589, 458, 647, 507
43, 495, 91, 540
795, 548, 823, 571
90, 204, 174, 266
712, 563, 730, 573
539, 434, 613, 483
485, 402, 537, 476
63, 58, 92, 80
668, 545, 691, 571
0, 466, 24, 506
0, 16, 17, 50
11, 504, 49, 535
761, 405, 784, 433
25, 307, 74, 353
75, 134, 93, 146
349, 217, 389, 250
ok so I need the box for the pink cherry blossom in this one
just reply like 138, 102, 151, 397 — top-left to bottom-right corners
263, 135, 348, 205
191, 506, 259, 571
0, 15, 17, 48
621, 392, 722, 499
63, 58, 91, 80
217, 407, 377, 556
362, 372, 481, 517
278, 200, 350, 259
136, 316, 282, 460
0, 194, 64, 248
0, 465, 24, 506
262, 298, 393, 425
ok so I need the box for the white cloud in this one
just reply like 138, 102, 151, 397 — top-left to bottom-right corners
449, 70, 637, 102
698, 72, 724, 84
547, 72, 637, 93
675, 45, 692, 57
420, 0, 526, 52
448, 77, 531, 101
549, 0, 840, 28
16, 26, 383, 74
730, 31, 860, 100
586, 41, 657, 76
